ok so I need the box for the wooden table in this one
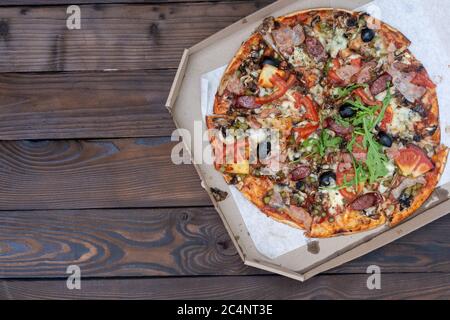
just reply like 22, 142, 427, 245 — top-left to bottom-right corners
0, 0, 448, 300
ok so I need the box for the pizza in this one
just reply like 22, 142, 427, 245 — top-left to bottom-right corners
206, 9, 448, 238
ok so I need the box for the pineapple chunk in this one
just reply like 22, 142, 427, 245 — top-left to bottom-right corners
258, 65, 285, 88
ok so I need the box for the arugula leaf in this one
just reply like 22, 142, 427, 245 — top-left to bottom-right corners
341, 85, 393, 185
302, 129, 342, 157
334, 84, 368, 99
372, 85, 392, 131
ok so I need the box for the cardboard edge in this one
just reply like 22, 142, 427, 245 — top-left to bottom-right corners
302, 197, 450, 280
244, 259, 305, 282
165, 48, 190, 111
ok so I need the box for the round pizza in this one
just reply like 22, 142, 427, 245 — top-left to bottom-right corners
206, 9, 448, 238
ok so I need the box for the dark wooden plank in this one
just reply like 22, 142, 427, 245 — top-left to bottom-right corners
0, 207, 256, 278
1, 273, 449, 299
0, 70, 175, 140
0, 138, 211, 209
0, 1, 274, 72
0, 207, 448, 278
0, 0, 251, 5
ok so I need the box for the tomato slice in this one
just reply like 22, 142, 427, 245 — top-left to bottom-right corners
350, 58, 362, 68
332, 58, 341, 69
255, 74, 297, 105
328, 70, 343, 85
379, 106, 393, 132
336, 162, 363, 201
353, 88, 382, 107
395, 145, 435, 178
294, 124, 320, 141
293, 93, 320, 122
411, 70, 436, 89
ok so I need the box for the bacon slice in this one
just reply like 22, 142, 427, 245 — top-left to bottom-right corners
288, 206, 312, 230
388, 66, 427, 103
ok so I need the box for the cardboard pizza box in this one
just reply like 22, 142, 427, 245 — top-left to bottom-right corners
165, 0, 450, 281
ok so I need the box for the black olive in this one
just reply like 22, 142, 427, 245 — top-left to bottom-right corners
319, 171, 336, 187
361, 28, 375, 42
220, 126, 227, 138
257, 141, 271, 160
262, 58, 280, 68
378, 132, 393, 148
339, 103, 356, 118
346, 17, 357, 27
413, 134, 422, 142
295, 181, 305, 191
398, 192, 413, 211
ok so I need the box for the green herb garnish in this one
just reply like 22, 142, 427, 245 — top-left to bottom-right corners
303, 129, 342, 157
334, 84, 368, 99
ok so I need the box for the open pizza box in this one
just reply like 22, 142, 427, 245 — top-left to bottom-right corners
165, 0, 450, 282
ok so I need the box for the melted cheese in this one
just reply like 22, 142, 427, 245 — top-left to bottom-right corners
321, 188, 345, 215
289, 47, 313, 68
327, 28, 348, 58
310, 84, 324, 105
389, 102, 421, 140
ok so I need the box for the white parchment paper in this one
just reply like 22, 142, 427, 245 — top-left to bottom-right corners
201, 0, 450, 259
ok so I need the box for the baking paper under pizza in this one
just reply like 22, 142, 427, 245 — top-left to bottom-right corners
206, 9, 448, 238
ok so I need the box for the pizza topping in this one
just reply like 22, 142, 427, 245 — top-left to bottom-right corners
237, 96, 261, 109
339, 102, 357, 118
350, 192, 382, 211
290, 165, 311, 181
258, 64, 286, 88
353, 87, 381, 106
336, 64, 361, 84
361, 28, 376, 43
327, 28, 349, 58
272, 24, 305, 56
325, 118, 353, 137
287, 205, 312, 230
388, 65, 427, 103
394, 145, 435, 178
351, 136, 368, 162
226, 74, 245, 95
391, 176, 426, 200
293, 93, 320, 122
262, 57, 281, 68
398, 183, 424, 210
377, 131, 394, 148
356, 61, 377, 84
293, 124, 320, 141
305, 36, 328, 62
255, 74, 297, 104
319, 171, 336, 187
370, 73, 393, 96
411, 69, 436, 89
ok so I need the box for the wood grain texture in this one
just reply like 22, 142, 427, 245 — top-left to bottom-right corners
0, 207, 255, 278
0, 0, 252, 5
0, 138, 211, 209
0, 208, 448, 278
0, 1, 273, 72
1, 273, 449, 299
0, 70, 175, 140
